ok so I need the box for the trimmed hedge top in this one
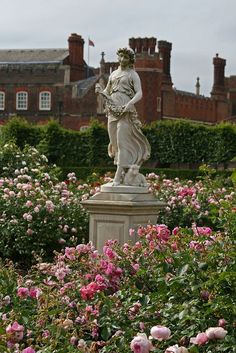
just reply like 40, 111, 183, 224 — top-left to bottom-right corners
1, 117, 236, 168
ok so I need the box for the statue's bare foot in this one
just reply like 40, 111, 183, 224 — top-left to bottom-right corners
112, 180, 120, 186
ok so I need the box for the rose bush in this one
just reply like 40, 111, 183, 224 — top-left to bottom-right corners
0, 145, 235, 352
0, 143, 89, 267
0, 220, 234, 352
147, 166, 235, 231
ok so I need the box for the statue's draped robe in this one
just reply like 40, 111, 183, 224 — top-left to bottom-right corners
106, 69, 151, 168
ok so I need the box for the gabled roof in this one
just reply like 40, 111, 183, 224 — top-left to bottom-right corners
75, 76, 99, 97
0, 49, 69, 64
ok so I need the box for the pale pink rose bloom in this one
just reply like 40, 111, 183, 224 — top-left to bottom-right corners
129, 228, 135, 236
6, 321, 24, 342
22, 347, 36, 353
205, 327, 227, 340
132, 263, 140, 272
139, 322, 145, 330
61, 318, 73, 330
42, 329, 50, 338
130, 333, 153, 353
218, 318, 227, 327
27, 229, 33, 236
34, 206, 40, 213
164, 344, 179, 353
25, 200, 33, 207
26, 214, 32, 222
77, 339, 87, 349
190, 332, 209, 345
165, 345, 189, 353
178, 347, 189, 353
70, 335, 78, 345
150, 325, 171, 340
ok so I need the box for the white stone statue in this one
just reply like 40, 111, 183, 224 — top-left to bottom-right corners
95, 47, 151, 186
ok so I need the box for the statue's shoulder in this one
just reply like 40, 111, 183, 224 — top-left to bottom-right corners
129, 69, 141, 82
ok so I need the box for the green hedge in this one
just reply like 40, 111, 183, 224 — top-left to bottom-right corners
1, 116, 44, 148
143, 120, 236, 164
1, 117, 236, 168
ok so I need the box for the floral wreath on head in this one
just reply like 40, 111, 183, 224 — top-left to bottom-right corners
116, 47, 135, 67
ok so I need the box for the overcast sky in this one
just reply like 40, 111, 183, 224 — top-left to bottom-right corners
1, 0, 235, 96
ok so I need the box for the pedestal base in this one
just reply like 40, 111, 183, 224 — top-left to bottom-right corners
81, 184, 166, 252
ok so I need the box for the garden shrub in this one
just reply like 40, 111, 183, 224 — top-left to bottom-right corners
144, 120, 236, 165
1, 116, 44, 148
0, 143, 89, 267
0, 220, 234, 352
2, 117, 236, 169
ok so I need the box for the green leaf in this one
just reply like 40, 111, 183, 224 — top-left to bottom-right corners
101, 326, 111, 341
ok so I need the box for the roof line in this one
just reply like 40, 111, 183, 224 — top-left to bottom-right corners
0, 61, 63, 64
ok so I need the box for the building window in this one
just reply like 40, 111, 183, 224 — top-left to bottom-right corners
80, 125, 89, 131
0, 91, 5, 110
16, 91, 28, 110
39, 91, 51, 110
157, 97, 162, 112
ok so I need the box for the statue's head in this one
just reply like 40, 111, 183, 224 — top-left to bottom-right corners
117, 47, 135, 68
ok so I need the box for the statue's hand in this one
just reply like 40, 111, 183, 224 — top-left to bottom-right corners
95, 83, 102, 94
123, 101, 134, 112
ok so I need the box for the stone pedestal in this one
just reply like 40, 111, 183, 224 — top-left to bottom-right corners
81, 183, 166, 252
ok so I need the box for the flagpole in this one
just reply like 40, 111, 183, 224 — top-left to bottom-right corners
87, 36, 90, 78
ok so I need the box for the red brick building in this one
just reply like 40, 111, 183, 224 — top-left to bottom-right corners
0, 33, 235, 130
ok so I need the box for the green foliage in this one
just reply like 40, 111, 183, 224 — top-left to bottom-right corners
37, 120, 89, 167
0, 141, 60, 180
0, 143, 88, 267
0, 223, 235, 352
1, 116, 44, 148
144, 120, 236, 165
1, 117, 236, 169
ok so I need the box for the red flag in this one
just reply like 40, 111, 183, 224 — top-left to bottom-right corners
89, 39, 95, 47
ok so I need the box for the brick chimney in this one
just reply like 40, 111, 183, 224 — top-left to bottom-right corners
158, 40, 172, 87
68, 33, 85, 82
211, 53, 226, 99
148, 37, 157, 54
129, 37, 157, 55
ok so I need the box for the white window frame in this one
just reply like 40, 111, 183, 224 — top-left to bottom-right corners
16, 91, 28, 110
157, 96, 162, 112
0, 91, 5, 110
39, 91, 51, 111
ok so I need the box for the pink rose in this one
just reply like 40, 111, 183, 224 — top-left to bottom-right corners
29, 287, 42, 299
190, 332, 209, 345
218, 319, 227, 327
17, 287, 29, 298
130, 333, 152, 353
165, 345, 189, 353
205, 327, 227, 340
129, 228, 135, 236
25, 200, 33, 207
22, 348, 36, 353
172, 227, 180, 236
6, 321, 24, 342
150, 325, 171, 340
